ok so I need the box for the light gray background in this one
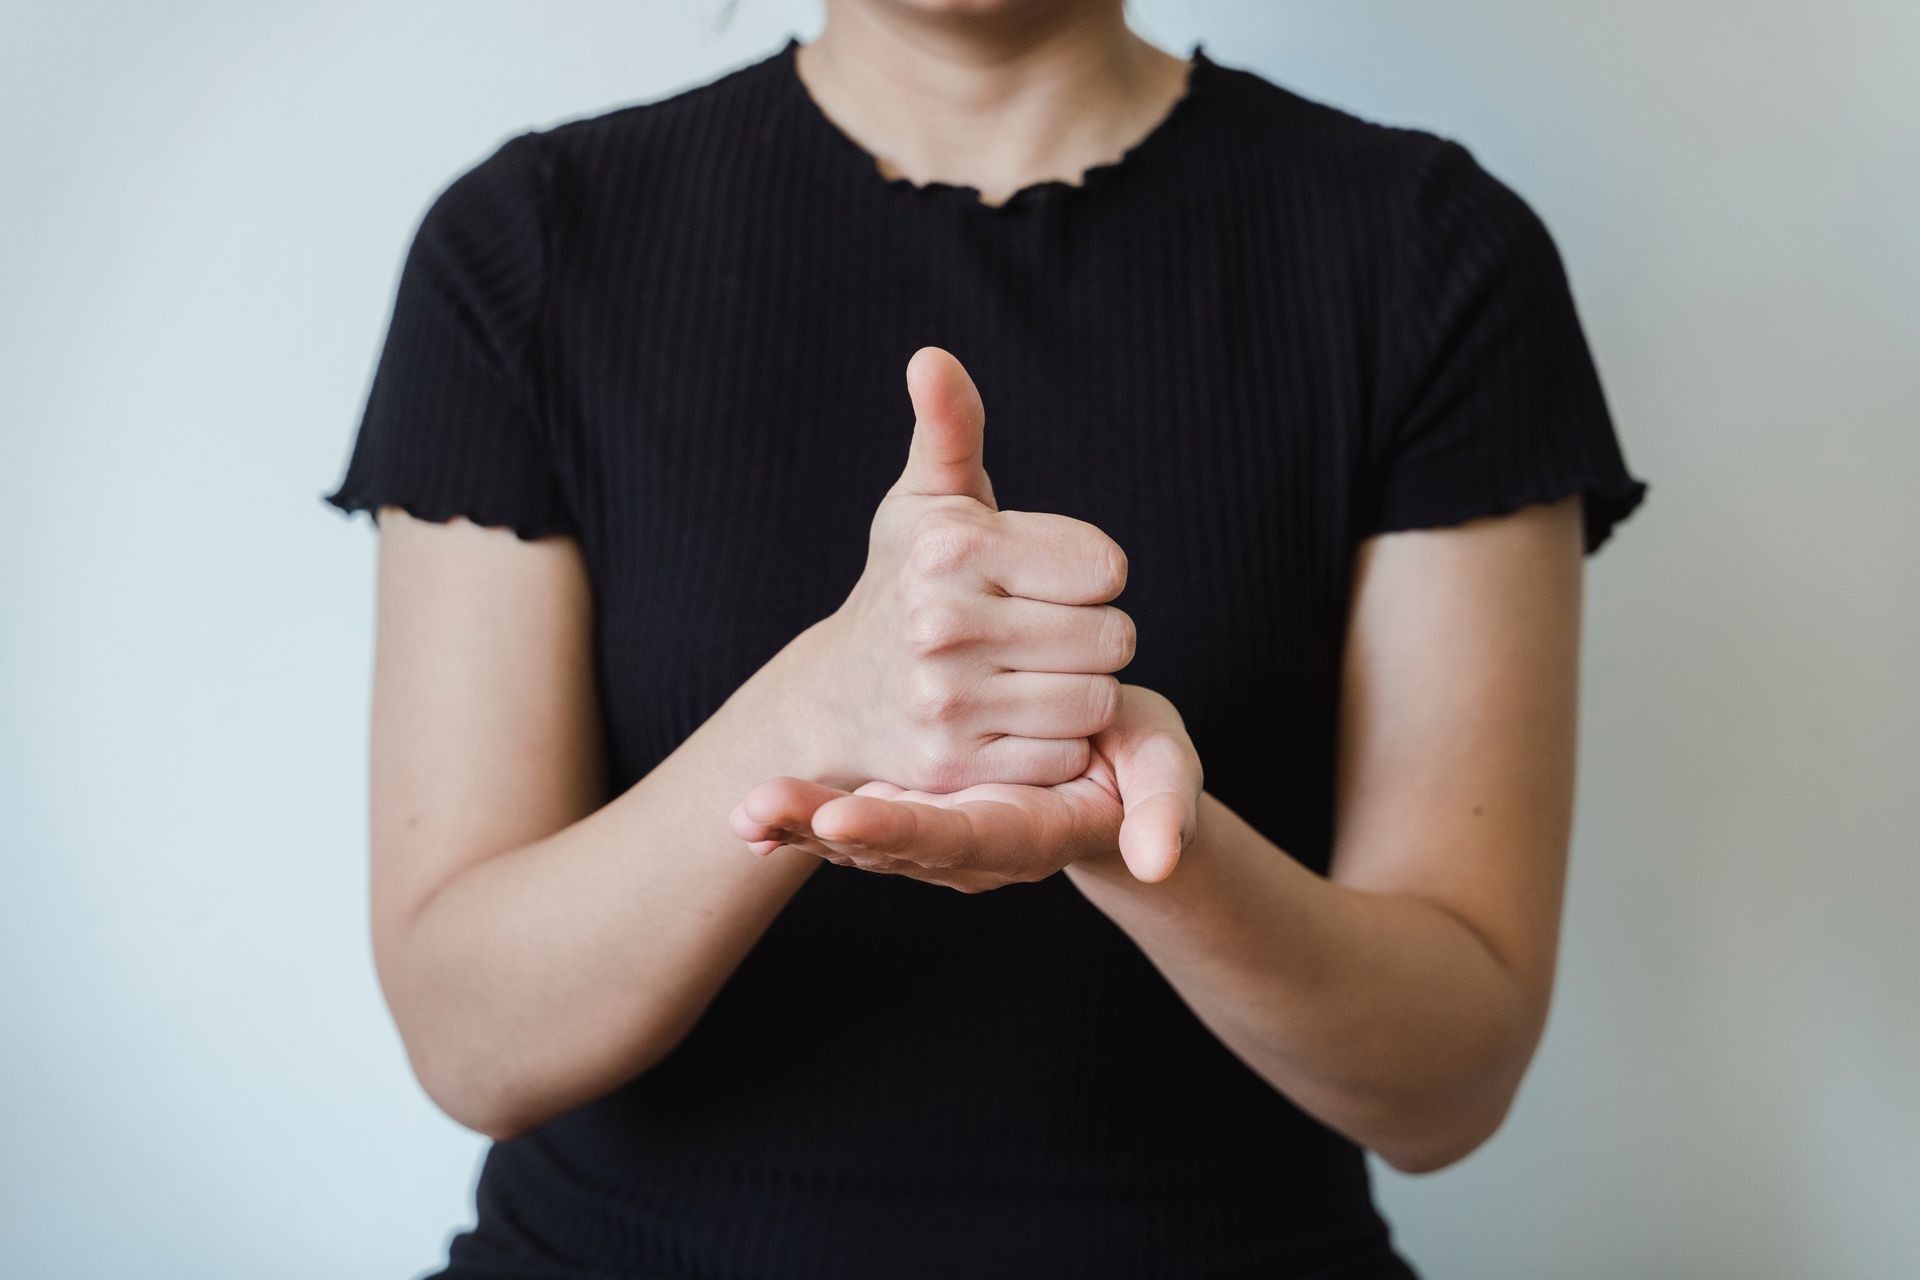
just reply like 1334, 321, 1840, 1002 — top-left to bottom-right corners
4, 2, 1915, 1276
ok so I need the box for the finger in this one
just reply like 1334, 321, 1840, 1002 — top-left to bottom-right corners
981, 510, 1127, 604
979, 596, 1136, 674
808, 793, 971, 856
965, 733, 1091, 788
743, 827, 840, 859
730, 776, 850, 842
757, 829, 853, 860
891, 346, 996, 509
810, 793, 1031, 872
980, 671, 1123, 739
1108, 730, 1204, 883
1116, 791, 1192, 883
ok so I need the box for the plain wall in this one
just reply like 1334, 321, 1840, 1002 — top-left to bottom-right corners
3, 2, 1914, 1275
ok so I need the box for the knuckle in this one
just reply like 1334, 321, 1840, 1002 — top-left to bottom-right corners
908, 511, 987, 578
1086, 674, 1123, 729
906, 671, 968, 726
903, 600, 970, 656
914, 743, 974, 794
1054, 735, 1094, 783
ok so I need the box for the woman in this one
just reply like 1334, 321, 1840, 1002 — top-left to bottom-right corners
326, 2, 1646, 1276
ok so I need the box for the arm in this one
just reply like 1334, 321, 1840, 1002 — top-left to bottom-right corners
366, 508, 840, 1141
365, 347, 1130, 1141
1063, 496, 1584, 1173
735, 496, 1583, 1171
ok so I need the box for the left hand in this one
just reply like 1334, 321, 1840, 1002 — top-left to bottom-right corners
728, 685, 1203, 889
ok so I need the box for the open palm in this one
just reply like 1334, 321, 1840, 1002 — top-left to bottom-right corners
730, 686, 1202, 889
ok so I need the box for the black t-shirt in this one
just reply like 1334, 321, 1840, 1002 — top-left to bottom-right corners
327, 35, 1645, 1280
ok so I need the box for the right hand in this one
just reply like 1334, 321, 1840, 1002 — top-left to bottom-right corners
808, 346, 1135, 793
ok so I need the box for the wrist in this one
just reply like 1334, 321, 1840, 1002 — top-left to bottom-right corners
755, 614, 864, 791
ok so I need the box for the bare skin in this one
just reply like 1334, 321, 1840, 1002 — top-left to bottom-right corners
796, 0, 1196, 207
737, 496, 1583, 1172
368, 347, 1162, 1139
361, 0, 1585, 1170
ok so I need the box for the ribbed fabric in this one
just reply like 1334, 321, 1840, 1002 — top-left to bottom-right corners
325, 36, 1644, 1280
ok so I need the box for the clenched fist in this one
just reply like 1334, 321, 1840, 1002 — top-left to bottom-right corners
810, 346, 1136, 793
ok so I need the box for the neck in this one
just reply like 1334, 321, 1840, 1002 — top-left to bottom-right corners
799, 2, 1191, 206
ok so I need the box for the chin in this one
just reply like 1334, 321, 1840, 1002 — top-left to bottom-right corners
881, 0, 1076, 17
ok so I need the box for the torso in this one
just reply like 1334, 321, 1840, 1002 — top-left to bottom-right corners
447, 36, 1438, 1278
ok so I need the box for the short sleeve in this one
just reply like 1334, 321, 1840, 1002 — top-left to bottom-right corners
1361, 139, 1647, 554
322, 130, 574, 539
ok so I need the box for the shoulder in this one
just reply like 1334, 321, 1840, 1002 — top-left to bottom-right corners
1198, 52, 1549, 256
1201, 54, 1443, 168
532, 44, 788, 189
401, 43, 789, 275
388, 131, 546, 339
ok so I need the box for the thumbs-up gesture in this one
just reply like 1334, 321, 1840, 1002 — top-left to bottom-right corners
741, 347, 1205, 886
814, 346, 1137, 793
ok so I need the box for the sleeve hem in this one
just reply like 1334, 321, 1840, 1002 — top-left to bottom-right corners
1362, 472, 1648, 556
320, 487, 575, 543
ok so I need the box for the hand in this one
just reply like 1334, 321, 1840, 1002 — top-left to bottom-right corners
729, 686, 1203, 888
803, 346, 1137, 793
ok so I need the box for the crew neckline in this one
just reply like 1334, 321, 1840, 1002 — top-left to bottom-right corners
777, 34, 1214, 213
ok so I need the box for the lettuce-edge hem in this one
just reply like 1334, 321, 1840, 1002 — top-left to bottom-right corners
1363, 473, 1649, 556
320, 488, 575, 543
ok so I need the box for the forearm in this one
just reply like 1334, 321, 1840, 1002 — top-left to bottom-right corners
1064, 791, 1541, 1173
384, 620, 849, 1140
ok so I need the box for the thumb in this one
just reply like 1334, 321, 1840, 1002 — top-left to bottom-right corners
891, 345, 996, 509
1110, 730, 1203, 885
1117, 791, 1194, 885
